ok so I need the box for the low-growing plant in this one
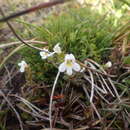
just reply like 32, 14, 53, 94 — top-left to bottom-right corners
0, 1, 130, 129
18, 7, 123, 82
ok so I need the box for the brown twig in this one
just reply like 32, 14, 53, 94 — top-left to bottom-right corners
0, 0, 66, 22
0, 40, 47, 49
0, 90, 23, 130
0, 8, 49, 52
77, 60, 116, 78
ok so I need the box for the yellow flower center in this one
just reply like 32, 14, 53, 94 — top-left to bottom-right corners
45, 53, 48, 56
66, 60, 73, 67
44, 52, 48, 56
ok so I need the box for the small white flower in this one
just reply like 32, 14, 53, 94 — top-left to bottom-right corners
77, 0, 85, 5
53, 43, 61, 54
105, 61, 112, 68
40, 48, 53, 59
18, 60, 28, 72
58, 54, 81, 75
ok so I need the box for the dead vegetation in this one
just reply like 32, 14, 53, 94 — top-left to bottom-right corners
0, 0, 130, 130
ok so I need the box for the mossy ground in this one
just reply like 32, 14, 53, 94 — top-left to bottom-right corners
0, 0, 130, 129
19, 6, 126, 82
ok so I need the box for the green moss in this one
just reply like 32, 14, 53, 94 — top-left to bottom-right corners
19, 47, 57, 83
33, 8, 119, 61
18, 7, 122, 82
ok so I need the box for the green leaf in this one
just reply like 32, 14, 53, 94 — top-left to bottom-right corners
0, 49, 3, 54
123, 55, 130, 64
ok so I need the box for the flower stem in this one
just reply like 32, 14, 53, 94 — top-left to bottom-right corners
49, 71, 60, 129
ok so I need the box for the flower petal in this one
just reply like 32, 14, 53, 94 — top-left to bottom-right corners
20, 67, 25, 72
18, 63, 22, 66
18, 61, 27, 67
65, 54, 75, 63
18, 60, 27, 73
66, 67, 73, 75
40, 51, 44, 57
21, 61, 26, 65
59, 62, 66, 72
41, 56, 47, 59
69, 54, 75, 61
64, 54, 70, 60
53, 43, 61, 54
105, 61, 112, 68
73, 63, 81, 72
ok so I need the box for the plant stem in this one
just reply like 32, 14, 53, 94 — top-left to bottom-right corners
49, 71, 60, 129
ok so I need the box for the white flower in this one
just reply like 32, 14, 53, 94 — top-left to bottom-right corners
105, 61, 112, 68
53, 43, 61, 54
77, 0, 85, 5
40, 48, 53, 59
18, 60, 28, 72
58, 54, 81, 75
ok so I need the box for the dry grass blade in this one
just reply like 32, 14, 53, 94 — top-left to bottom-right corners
87, 59, 121, 101
91, 102, 102, 120
95, 89, 110, 104
15, 95, 48, 116
63, 95, 81, 115
74, 119, 101, 130
0, 45, 24, 70
0, 90, 23, 130
0, 8, 50, 53
0, 40, 47, 49
0, 0, 129, 129
87, 61, 108, 94
83, 74, 106, 94
83, 84, 90, 99
41, 128, 66, 130
17, 104, 49, 121
88, 69, 95, 103
0, 41, 48, 71
96, 74, 107, 94
100, 75, 114, 96
108, 78, 121, 101
0, 0, 67, 22
78, 60, 116, 77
